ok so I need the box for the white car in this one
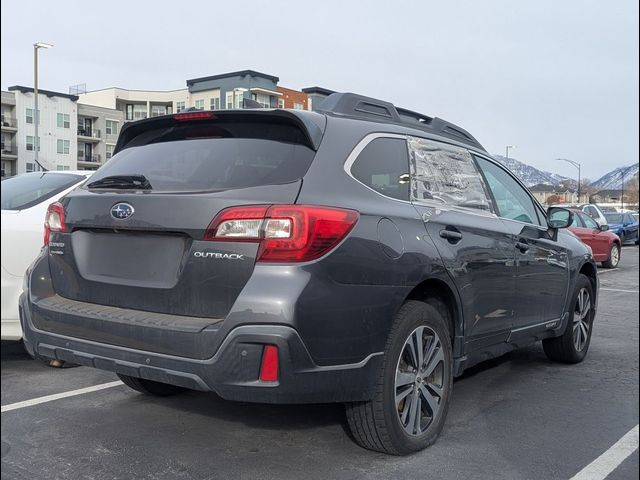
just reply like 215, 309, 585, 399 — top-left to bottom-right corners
1, 171, 93, 340
551, 203, 608, 226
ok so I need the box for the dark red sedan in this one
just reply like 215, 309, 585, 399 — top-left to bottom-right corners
568, 208, 622, 268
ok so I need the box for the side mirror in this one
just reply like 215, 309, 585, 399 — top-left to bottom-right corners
599, 224, 609, 232
547, 207, 573, 229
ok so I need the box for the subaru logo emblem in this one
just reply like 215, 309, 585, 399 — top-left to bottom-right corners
111, 203, 134, 220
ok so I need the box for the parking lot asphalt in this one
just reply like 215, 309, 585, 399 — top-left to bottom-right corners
2, 247, 638, 480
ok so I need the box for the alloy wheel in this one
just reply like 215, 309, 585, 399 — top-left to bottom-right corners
610, 245, 620, 266
572, 288, 591, 352
395, 326, 445, 436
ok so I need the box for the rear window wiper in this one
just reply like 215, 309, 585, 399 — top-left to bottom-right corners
87, 174, 152, 190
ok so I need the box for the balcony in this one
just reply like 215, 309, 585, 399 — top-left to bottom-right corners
77, 128, 101, 142
1, 142, 17, 158
1, 116, 17, 132
77, 152, 102, 164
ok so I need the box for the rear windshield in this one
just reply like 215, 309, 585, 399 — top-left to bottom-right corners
604, 213, 623, 224
87, 122, 316, 193
1, 172, 84, 211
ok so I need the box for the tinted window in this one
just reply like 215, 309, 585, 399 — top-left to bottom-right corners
604, 213, 624, 224
475, 156, 541, 226
408, 137, 491, 211
580, 213, 598, 229
88, 122, 316, 193
570, 212, 583, 228
350, 137, 410, 201
0, 172, 84, 211
584, 206, 599, 218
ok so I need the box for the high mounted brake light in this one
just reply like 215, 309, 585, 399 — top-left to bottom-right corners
44, 202, 67, 246
173, 111, 216, 121
205, 205, 359, 262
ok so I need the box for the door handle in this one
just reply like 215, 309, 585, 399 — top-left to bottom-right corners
439, 229, 463, 244
516, 240, 530, 253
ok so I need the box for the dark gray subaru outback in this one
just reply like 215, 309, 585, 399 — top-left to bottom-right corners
21, 93, 598, 454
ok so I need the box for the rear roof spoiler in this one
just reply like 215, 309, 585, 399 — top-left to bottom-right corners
114, 110, 327, 153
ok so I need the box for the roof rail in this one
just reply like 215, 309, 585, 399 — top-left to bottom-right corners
315, 92, 484, 150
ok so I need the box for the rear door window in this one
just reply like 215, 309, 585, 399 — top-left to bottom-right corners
0, 172, 84, 210
580, 213, 598, 229
408, 137, 492, 212
349, 137, 410, 201
87, 121, 316, 193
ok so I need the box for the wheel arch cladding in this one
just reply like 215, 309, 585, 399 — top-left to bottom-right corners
405, 278, 460, 344
579, 261, 598, 294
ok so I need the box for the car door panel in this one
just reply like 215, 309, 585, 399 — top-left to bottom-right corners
473, 155, 569, 330
407, 137, 517, 342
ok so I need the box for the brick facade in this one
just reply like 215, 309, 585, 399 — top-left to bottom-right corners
276, 86, 309, 110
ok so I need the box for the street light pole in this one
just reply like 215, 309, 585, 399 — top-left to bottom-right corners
505, 145, 515, 161
557, 158, 581, 202
33, 42, 53, 171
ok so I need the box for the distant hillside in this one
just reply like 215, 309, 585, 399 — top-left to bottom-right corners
492, 155, 569, 187
592, 163, 640, 190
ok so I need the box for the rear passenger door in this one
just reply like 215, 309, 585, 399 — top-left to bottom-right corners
408, 136, 517, 344
473, 156, 569, 331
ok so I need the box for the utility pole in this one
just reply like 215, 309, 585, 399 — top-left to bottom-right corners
505, 145, 515, 161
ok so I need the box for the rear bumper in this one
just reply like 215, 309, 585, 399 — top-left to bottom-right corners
20, 292, 382, 404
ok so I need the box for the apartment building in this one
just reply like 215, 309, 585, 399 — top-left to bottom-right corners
277, 86, 309, 110
0, 87, 123, 179
77, 103, 125, 170
302, 86, 335, 111
78, 70, 312, 121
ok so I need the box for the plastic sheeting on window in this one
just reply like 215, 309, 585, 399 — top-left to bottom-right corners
408, 136, 492, 211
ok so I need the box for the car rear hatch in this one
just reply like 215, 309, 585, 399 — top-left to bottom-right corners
45, 110, 325, 322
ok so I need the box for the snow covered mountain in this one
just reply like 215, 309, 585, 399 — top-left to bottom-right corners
591, 163, 640, 190
492, 155, 569, 187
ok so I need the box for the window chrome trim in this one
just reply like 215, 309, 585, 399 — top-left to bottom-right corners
343, 132, 498, 220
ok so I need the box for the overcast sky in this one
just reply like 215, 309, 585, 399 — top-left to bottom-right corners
1, 0, 638, 180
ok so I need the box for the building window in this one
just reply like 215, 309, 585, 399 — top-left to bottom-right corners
133, 105, 147, 120
210, 97, 220, 110
57, 139, 70, 154
105, 120, 119, 136
26, 108, 40, 124
1, 161, 6, 177
26, 136, 40, 151
26, 162, 35, 172
176, 101, 186, 113
194, 99, 205, 110
56, 113, 71, 128
278, 99, 285, 109
126, 104, 134, 121
106, 144, 115, 160
293, 102, 304, 110
226, 92, 234, 109
151, 105, 167, 117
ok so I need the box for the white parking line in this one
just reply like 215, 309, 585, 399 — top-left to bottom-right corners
570, 424, 639, 480
600, 288, 639, 294
1, 380, 123, 413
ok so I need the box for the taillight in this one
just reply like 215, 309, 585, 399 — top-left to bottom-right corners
44, 202, 67, 246
205, 205, 359, 262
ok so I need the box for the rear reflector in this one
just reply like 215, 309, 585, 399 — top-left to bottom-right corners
259, 345, 279, 382
44, 202, 67, 246
204, 205, 359, 262
174, 111, 216, 121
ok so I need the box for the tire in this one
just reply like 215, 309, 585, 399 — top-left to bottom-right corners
117, 374, 187, 396
543, 274, 594, 363
345, 300, 453, 455
602, 243, 621, 269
